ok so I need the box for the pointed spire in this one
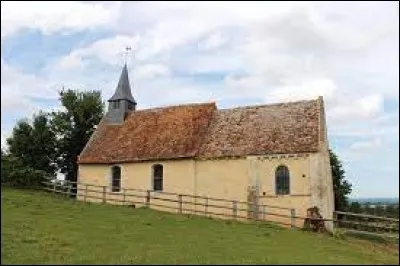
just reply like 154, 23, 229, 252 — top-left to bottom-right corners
108, 64, 136, 104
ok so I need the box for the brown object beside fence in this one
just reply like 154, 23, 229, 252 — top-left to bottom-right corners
303, 206, 327, 233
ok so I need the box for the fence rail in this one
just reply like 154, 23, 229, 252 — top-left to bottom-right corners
335, 211, 399, 222
334, 210, 399, 240
42, 180, 316, 228
42, 179, 399, 238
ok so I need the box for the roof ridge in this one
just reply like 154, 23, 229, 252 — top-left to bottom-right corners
135, 102, 216, 112
220, 98, 319, 111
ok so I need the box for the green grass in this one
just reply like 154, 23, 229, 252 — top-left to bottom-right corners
1, 187, 399, 265
342, 229, 399, 245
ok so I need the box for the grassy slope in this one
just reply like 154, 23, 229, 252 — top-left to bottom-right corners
1, 187, 398, 265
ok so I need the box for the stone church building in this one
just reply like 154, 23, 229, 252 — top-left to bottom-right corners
77, 64, 334, 229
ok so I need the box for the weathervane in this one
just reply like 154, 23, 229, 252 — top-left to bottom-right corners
124, 46, 132, 65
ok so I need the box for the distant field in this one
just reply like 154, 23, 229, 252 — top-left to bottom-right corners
1, 187, 399, 265
350, 198, 399, 204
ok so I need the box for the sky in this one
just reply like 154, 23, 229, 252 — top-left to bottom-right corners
1, 1, 399, 198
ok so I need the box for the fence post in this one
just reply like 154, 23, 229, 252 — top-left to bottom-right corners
233, 200, 237, 220
53, 182, 56, 194
67, 182, 71, 197
256, 200, 260, 221
262, 205, 266, 221
102, 186, 107, 204
146, 190, 150, 207
178, 195, 183, 214
205, 197, 208, 216
84, 185, 88, 202
333, 212, 338, 232
123, 189, 126, 205
65, 181, 69, 197
291, 209, 296, 229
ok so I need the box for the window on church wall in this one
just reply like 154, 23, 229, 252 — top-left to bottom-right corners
152, 164, 163, 191
110, 101, 120, 109
275, 165, 290, 195
111, 166, 121, 192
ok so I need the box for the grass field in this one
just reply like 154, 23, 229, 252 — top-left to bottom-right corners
1, 187, 399, 265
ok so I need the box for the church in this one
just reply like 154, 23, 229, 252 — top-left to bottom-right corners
77, 64, 334, 230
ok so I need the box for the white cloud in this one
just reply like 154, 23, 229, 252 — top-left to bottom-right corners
135, 64, 171, 80
1, 1, 399, 196
329, 124, 399, 139
49, 1, 397, 139
328, 94, 384, 122
350, 138, 382, 153
1, 1, 121, 39
53, 35, 140, 70
266, 78, 337, 103
339, 135, 396, 164
48, 2, 397, 98
1, 130, 11, 151
198, 32, 227, 51
1, 60, 67, 146
1, 60, 51, 115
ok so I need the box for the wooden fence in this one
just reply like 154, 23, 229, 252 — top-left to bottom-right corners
41, 179, 399, 238
42, 179, 327, 229
334, 211, 399, 240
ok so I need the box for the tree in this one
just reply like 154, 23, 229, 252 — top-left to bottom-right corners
394, 205, 399, 218
1, 148, 47, 188
329, 149, 352, 211
362, 203, 375, 215
349, 201, 362, 213
6, 112, 57, 177
375, 205, 385, 216
385, 204, 398, 218
51, 89, 104, 189
1, 149, 9, 183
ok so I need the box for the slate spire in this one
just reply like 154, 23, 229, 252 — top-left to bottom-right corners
105, 64, 137, 124
108, 64, 136, 104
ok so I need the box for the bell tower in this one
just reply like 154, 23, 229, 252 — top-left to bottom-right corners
105, 48, 137, 124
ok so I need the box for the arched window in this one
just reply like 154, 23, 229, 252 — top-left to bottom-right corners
111, 166, 121, 192
275, 165, 290, 195
152, 164, 163, 191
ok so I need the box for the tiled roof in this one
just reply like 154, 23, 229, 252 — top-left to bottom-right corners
78, 103, 216, 164
78, 99, 321, 163
196, 99, 320, 158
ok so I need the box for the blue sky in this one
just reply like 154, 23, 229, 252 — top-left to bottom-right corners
1, 1, 399, 198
